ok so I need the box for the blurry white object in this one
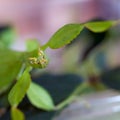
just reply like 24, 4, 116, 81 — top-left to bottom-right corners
54, 90, 120, 120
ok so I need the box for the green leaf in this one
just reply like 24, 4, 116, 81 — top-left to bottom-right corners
27, 82, 54, 111
26, 39, 40, 52
0, 49, 23, 93
1, 28, 16, 47
47, 24, 84, 49
8, 69, 31, 107
85, 21, 115, 32
11, 107, 25, 120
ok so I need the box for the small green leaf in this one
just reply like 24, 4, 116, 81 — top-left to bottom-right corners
26, 39, 40, 52
85, 21, 115, 32
8, 69, 31, 107
48, 24, 84, 49
0, 27, 16, 48
11, 107, 25, 120
27, 82, 54, 111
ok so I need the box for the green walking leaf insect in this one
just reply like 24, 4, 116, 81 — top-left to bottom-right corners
28, 48, 48, 68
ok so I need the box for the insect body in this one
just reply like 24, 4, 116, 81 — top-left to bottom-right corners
28, 48, 48, 68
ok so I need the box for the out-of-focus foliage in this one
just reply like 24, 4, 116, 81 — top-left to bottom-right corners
0, 20, 119, 120
0, 49, 23, 93
8, 68, 31, 107
0, 26, 16, 48
84, 21, 116, 32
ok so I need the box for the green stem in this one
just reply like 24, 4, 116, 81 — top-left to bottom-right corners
17, 64, 32, 80
16, 64, 26, 80
41, 43, 49, 51
55, 82, 89, 110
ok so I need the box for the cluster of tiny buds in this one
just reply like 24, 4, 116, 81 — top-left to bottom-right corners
28, 48, 48, 68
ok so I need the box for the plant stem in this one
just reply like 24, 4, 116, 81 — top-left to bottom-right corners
41, 43, 49, 51
16, 64, 26, 80
16, 64, 32, 80
55, 82, 89, 110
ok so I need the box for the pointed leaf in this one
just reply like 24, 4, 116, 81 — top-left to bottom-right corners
85, 21, 115, 32
11, 107, 25, 120
8, 69, 31, 107
48, 24, 84, 49
27, 82, 54, 111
